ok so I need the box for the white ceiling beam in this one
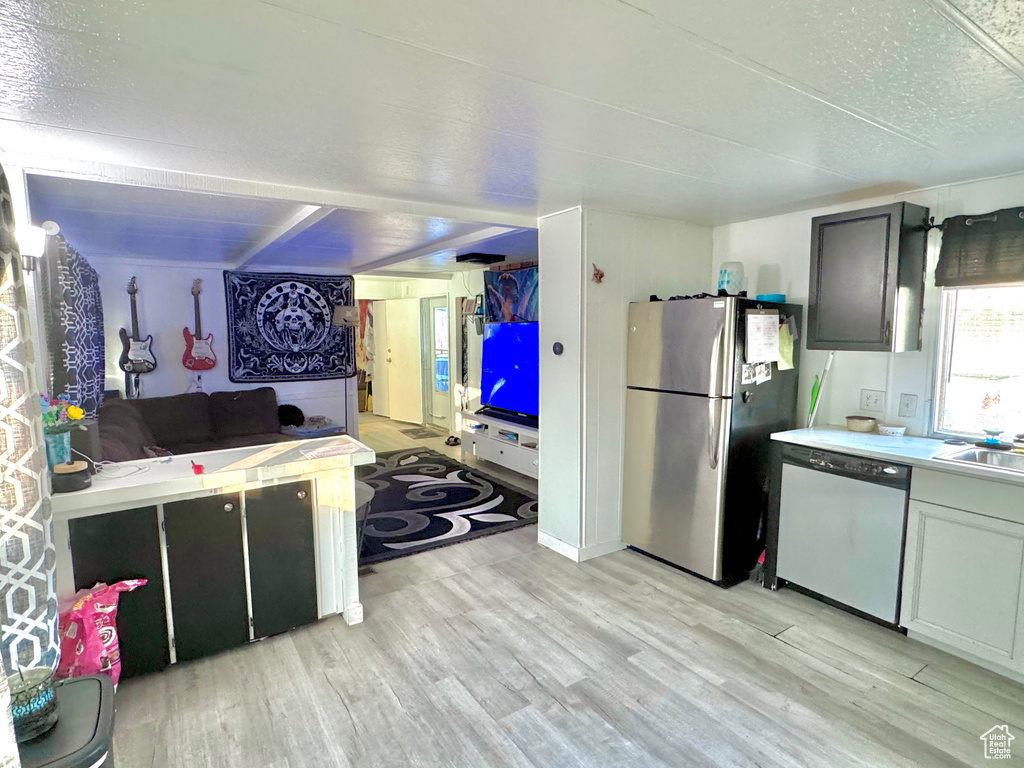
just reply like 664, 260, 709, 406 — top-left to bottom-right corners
5, 155, 539, 230
351, 225, 522, 274
229, 204, 334, 269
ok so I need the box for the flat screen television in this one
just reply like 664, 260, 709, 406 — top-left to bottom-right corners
480, 322, 539, 419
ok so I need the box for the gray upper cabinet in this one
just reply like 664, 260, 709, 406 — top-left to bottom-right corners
808, 202, 929, 352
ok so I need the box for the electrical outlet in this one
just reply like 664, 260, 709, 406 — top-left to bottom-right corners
898, 393, 919, 419
860, 389, 885, 413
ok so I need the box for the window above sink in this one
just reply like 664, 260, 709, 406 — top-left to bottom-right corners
933, 284, 1024, 439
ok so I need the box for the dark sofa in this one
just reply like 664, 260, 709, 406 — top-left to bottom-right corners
99, 387, 293, 462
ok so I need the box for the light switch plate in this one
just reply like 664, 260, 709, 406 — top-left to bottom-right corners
898, 393, 919, 419
860, 389, 885, 413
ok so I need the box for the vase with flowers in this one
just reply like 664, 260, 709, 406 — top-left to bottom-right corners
41, 395, 86, 470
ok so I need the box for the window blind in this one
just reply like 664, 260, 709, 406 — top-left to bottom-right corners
935, 207, 1024, 287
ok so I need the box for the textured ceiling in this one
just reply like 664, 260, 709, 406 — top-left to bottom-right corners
4, 0, 1024, 225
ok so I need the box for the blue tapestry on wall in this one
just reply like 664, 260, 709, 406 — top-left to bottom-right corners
57, 242, 105, 417
223, 271, 356, 383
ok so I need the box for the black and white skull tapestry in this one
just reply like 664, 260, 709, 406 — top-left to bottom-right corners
223, 271, 356, 383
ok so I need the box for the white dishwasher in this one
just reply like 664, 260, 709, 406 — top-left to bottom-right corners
776, 444, 910, 626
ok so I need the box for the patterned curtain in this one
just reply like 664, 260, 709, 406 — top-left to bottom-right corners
0, 164, 59, 674
0, 671, 15, 767
41, 236, 105, 417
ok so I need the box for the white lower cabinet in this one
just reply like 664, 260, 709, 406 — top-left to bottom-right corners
901, 497, 1024, 673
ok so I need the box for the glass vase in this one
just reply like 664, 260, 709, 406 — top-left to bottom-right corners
43, 431, 71, 470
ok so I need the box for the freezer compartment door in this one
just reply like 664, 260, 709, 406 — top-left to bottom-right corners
627, 299, 735, 396
622, 388, 731, 581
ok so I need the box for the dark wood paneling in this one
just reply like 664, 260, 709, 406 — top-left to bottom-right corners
245, 482, 318, 638
163, 494, 249, 661
68, 507, 169, 678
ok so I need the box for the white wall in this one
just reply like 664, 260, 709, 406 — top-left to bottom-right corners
538, 208, 585, 551
712, 170, 1024, 436
93, 257, 359, 434
584, 211, 714, 547
539, 207, 713, 559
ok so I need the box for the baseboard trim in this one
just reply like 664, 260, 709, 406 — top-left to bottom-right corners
906, 630, 1024, 684
537, 531, 625, 563
579, 539, 627, 561
343, 602, 364, 626
537, 531, 581, 561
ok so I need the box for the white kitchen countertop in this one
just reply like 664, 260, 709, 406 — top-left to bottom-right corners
50, 435, 377, 519
771, 427, 1024, 487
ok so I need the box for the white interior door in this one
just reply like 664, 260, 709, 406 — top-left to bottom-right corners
385, 298, 424, 424
371, 301, 390, 417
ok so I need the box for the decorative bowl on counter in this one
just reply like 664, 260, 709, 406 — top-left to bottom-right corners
877, 424, 907, 437
845, 416, 878, 433
9, 666, 59, 742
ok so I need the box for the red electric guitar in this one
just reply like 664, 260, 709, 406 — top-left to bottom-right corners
182, 279, 217, 371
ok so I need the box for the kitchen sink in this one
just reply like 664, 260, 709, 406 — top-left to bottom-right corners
938, 448, 1024, 473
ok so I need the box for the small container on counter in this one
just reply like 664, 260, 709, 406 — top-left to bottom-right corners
9, 666, 59, 742
845, 416, 878, 433
51, 460, 91, 494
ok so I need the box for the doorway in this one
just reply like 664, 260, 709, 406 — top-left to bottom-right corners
422, 295, 451, 432
370, 298, 423, 424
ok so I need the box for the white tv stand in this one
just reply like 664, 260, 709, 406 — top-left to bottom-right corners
461, 410, 539, 479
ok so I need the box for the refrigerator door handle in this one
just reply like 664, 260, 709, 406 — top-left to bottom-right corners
709, 325, 725, 397
708, 397, 722, 470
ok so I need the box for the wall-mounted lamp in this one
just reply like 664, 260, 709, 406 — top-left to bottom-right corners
17, 225, 46, 258
17, 221, 58, 271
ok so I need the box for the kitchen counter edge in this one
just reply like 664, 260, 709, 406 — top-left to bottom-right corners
771, 427, 1024, 488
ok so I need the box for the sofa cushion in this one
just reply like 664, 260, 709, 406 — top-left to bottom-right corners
209, 388, 280, 439
129, 393, 214, 446
97, 399, 156, 462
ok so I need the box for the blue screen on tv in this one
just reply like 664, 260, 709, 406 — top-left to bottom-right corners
481, 322, 539, 417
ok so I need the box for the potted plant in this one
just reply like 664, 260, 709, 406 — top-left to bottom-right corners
41, 395, 86, 470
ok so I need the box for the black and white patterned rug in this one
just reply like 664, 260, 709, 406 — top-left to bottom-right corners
356, 448, 537, 565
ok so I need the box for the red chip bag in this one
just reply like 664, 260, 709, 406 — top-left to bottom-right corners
56, 579, 147, 687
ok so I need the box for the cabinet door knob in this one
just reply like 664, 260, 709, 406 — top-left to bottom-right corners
552, 342, 564, 356
297, 490, 307, 500
224, 502, 235, 512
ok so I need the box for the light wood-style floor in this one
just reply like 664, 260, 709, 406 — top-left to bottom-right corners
112, 415, 1023, 767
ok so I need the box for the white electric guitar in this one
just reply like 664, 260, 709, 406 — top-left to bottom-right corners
118, 277, 157, 374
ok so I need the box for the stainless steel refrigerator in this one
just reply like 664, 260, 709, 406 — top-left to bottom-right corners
622, 296, 801, 584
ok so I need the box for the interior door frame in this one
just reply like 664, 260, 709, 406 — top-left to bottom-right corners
420, 294, 452, 432
371, 300, 390, 417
